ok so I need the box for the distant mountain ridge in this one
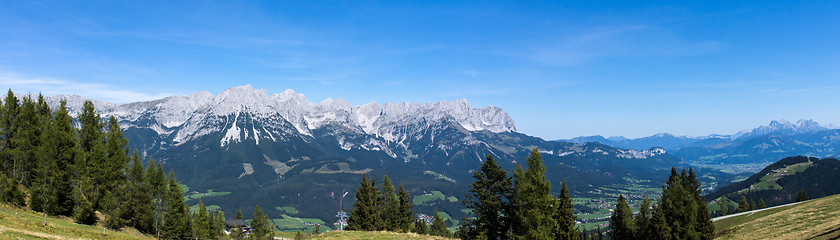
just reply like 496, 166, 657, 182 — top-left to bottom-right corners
561, 120, 840, 165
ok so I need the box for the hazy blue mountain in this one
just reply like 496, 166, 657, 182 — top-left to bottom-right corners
563, 120, 840, 166
46, 85, 686, 224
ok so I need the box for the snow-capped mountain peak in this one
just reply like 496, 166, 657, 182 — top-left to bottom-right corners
45, 85, 517, 148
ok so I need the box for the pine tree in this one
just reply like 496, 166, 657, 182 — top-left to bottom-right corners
554, 180, 577, 240
209, 210, 226, 239
396, 184, 414, 232
512, 148, 555, 240
431, 211, 450, 237
0, 90, 18, 178
738, 195, 749, 212
379, 175, 398, 231
748, 198, 756, 211
162, 172, 192, 239
231, 210, 244, 239
127, 152, 153, 233
719, 199, 730, 216
101, 116, 130, 221
193, 200, 211, 239
645, 205, 672, 240
657, 168, 698, 240
464, 155, 512, 240
348, 173, 380, 231
414, 218, 428, 234
797, 190, 809, 202
252, 205, 274, 240
11, 95, 37, 187
635, 195, 652, 239
688, 168, 714, 240
758, 198, 766, 209
147, 157, 166, 237
609, 195, 635, 240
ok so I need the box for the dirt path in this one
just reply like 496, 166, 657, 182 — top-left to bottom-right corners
712, 200, 806, 222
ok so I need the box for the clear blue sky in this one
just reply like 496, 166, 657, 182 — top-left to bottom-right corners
1, 1, 839, 139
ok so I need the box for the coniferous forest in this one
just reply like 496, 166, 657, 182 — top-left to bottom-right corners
0, 90, 277, 240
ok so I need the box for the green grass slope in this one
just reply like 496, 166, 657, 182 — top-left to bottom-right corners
715, 194, 840, 240
307, 231, 452, 240
0, 203, 153, 240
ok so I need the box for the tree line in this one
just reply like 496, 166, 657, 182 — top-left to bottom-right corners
608, 167, 715, 240
345, 174, 455, 237
457, 148, 580, 240
0, 90, 276, 239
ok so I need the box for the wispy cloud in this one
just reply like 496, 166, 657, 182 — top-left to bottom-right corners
0, 70, 174, 103
497, 25, 726, 66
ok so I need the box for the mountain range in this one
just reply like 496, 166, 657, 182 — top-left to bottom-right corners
43, 85, 685, 226
562, 119, 840, 166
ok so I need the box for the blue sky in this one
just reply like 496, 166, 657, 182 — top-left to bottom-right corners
1, 1, 839, 139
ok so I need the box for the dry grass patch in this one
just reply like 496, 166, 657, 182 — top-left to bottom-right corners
715, 194, 840, 240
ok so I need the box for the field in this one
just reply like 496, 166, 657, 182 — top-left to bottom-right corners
414, 191, 448, 206
0, 203, 153, 240
715, 194, 840, 240
573, 178, 662, 230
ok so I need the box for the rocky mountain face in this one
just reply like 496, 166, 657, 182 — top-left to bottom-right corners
46, 85, 683, 223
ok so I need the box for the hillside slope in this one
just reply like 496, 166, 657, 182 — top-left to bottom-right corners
714, 194, 840, 240
0, 204, 152, 239
706, 156, 840, 208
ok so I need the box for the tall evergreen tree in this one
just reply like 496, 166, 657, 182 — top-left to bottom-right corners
431, 211, 450, 237
644, 205, 672, 240
193, 200, 211, 239
347, 173, 380, 231
738, 195, 749, 212
512, 148, 555, 240
554, 180, 577, 240
396, 184, 414, 232
252, 205, 274, 240
687, 168, 714, 240
635, 195, 652, 239
659, 168, 698, 240
162, 172, 192, 239
127, 152, 153, 233
379, 175, 398, 231
758, 198, 766, 209
464, 155, 512, 240
414, 218, 428, 235
11, 95, 38, 186
609, 195, 635, 240
0, 90, 20, 181
147, 157, 166, 238
719, 199, 730, 216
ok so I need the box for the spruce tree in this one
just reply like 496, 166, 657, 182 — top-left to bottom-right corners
758, 198, 766, 209
252, 205, 274, 240
645, 205, 672, 240
464, 155, 512, 240
396, 184, 414, 232
11, 96, 37, 187
512, 148, 555, 240
193, 200, 211, 239
0, 90, 18, 178
635, 195, 652, 239
748, 198, 756, 211
554, 180, 577, 240
127, 152, 153, 233
348, 173, 380, 231
147, 157, 166, 237
162, 172, 192, 239
719, 199, 730, 216
431, 211, 450, 237
738, 195, 749, 212
379, 175, 398, 231
687, 168, 714, 240
659, 168, 698, 240
414, 218, 428, 234
609, 195, 635, 240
